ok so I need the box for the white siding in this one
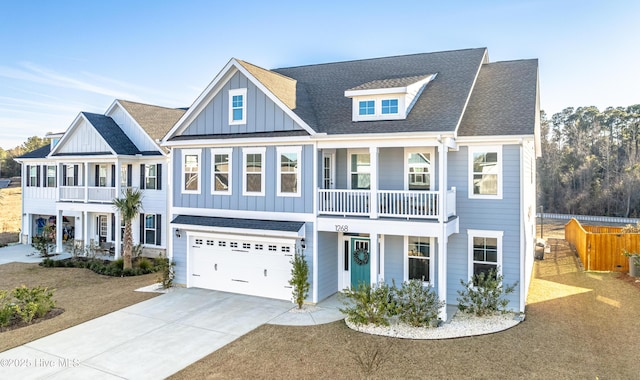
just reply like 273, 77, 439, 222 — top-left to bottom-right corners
56, 118, 111, 154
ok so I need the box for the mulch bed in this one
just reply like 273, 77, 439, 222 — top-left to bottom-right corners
0, 308, 65, 333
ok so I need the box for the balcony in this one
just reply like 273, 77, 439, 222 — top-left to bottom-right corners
318, 188, 456, 219
60, 186, 116, 203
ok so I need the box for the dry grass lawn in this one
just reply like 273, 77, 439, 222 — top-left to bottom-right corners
0, 185, 21, 246
170, 238, 640, 379
0, 263, 159, 352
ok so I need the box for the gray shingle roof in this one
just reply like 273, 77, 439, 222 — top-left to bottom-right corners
169, 130, 309, 141
273, 48, 487, 134
81, 112, 140, 155
16, 144, 50, 159
117, 100, 187, 143
347, 74, 433, 91
171, 215, 305, 232
458, 59, 538, 136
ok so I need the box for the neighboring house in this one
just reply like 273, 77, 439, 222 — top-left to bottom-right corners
15, 100, 185, 258
162, 47, 540, 318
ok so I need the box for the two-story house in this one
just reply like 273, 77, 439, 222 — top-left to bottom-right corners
162, 48, 540, 319
16, 100, 185, 258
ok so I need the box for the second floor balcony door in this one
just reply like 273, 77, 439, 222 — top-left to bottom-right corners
323, 152, 335, 189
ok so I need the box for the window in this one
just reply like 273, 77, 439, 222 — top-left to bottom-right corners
350, 152, 370, 189
121, 165, 128, 187
97, 164, 107, 187
182, 149, 201, 194
28, 165, 38, 187
407, 151, 431, 190
144, 215, 156, 245
468, 230, 503, 283
46, 166, 56, 187
243, 148, 265, 196
230, 242, 238, 248
145, 164, 157, 190
277, 147, 301, 196
218, 241, 226, 247
407, 236, 431, 283
211, 148, 232, 194
229, 88, 247, 125
469, 146, 502, 198
381, 99, 398, 114
358, 100, 375, 115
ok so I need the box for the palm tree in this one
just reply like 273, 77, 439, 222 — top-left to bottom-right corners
113, 187, 143, 270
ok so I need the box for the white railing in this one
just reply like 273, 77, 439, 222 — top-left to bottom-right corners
319, 188, 457, 219
88, 187, 115, 202
60, 186, 84, 201
318, 189, 370, 216
59, 186, 115, 203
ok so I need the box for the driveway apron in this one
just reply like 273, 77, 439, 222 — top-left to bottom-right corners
0, 288, 295, 379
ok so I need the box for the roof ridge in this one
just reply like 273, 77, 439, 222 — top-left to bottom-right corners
117, 99, 184, 110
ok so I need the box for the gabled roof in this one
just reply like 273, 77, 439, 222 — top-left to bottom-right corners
236, 60, 297, 110
81, 112, 140, 155
15, 144, 50, 159
117, 100, 187, 142
346, 74, 433, 92
458, 59, 538, 136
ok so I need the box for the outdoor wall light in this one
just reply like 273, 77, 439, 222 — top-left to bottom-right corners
175, 229, 181, 238
300, 238, 306, 249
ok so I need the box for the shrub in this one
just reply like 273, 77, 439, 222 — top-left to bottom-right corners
456, 268, 517, 316
12, 285, 56, 319
339, 281, 397, 326
395, 280, 444, 327
137, 257, 152, 271
156, 258, 175, 289
289, 251, 310, 309
0, 290, 13, 328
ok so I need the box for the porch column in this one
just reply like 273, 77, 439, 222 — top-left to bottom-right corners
438, 142, 447, 223
84, 162, 89, 202
83, 210, 89, 256
437, 234, 448, 321
57, 162, 63, 201
370, 232, 379, 285
56, 209, 63, 253
369, 146, 378, 219
114, 159, 121, 198
114, 212, 121, 259
25, 213, 31, 244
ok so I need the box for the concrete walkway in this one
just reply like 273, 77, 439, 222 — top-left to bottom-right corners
0, 243, 70, 265
0, 287, 345, 379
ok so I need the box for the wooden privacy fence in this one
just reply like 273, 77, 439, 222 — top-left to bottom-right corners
565, 218, 640, 272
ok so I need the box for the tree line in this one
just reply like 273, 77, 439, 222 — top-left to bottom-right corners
0, 136, 48, 178
538, 105, 640, 217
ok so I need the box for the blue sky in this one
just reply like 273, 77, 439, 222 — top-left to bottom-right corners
1, 0, 639, 149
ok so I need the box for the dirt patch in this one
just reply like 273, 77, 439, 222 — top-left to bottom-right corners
0, 262, 158, 352
0, 186, 21, 246
169, 238, 640, 379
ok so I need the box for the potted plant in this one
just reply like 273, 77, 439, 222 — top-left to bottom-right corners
623, 250, 640, 277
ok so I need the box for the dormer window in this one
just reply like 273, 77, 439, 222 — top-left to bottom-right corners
345, 74, 436, 122
229, 88, 247, 125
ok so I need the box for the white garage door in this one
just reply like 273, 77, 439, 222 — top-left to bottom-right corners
189, 233, 295, 301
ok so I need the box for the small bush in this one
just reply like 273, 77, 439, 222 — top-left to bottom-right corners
137, 257, 152, 271
289, 251, 310, 309
339, 281, 397, 326
395, 280, 444, 327
12, 285, 56, 319
457, 268, 517, 316
0, 290, 13, 327
156, 258, 175, 289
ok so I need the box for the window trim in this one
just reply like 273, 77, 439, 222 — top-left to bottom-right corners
404, 147, 434, 191
145, 164, 158, 190
381, 98, 399, 115
46, 165, 56, 187
467, 229, 503, 282
276, 146, 302, 197
404, 236, 435, 285
347, 149, 370, 190
242, 147, 266, 196
229, 88, 247, 125
211, 148, 233, 195
468, 145, 503, 199
358, 99, 375, 116
28, 165, 38, 187
144, 214, 157, 246
181, 149, 201, 194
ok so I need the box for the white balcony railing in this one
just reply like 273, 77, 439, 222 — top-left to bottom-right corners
318, 188, 456, 219
60, 186, 84, 201
88, 187, 116, 202
59, 186, 115, 203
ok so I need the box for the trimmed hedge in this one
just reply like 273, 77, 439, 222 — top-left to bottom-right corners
40, 257, 166, 277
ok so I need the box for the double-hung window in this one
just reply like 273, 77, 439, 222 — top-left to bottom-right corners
96, 164, 107, 187
65, 164, 76, 186
211, 148, 232, 194
145, 164, 157, 189
381, 99, 398, 114
277, 147, 301, 197
46, 166, 56, 187
28, 165, 38, 187
407, 236, 432, 283
243, 148, 265, 196
144, 214, 156, 245
469, 146, 502, 199
182, 149, 201, 194
468, 230, 503, 283
349, 152, 370, 190
229, 88, 247, 125
406, 149, 432, 191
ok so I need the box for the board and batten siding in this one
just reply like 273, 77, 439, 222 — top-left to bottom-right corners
383, 235, 404, 285
107, 104, 159, 152
182, 71, 305, 136
445, 144, 523, 310
173, 145, 313, 214
316, 231, 338, 301
172, 231, 187, 286
56, 118, 111, 154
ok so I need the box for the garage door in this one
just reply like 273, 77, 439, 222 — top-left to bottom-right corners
189, 233, 295, 301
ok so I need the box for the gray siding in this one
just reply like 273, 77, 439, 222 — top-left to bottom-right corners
446, 144, 522, 310
383, 235, 404, 285
173, 145, 314, 213
317, 231, 338, 301
172, 231, 187, 286
304, 222, 315, 302
379, 148, 404, 190
182, 71, 304, 136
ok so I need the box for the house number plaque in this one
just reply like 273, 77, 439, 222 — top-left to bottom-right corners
335, 225, 349, 232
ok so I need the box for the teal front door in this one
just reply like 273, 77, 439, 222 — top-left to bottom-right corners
350, 237, 370, 288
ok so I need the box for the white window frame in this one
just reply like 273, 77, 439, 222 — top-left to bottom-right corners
211, 148, 232, 195
46, 165, 56, 187
358, 99, 375, 116
145, 164, 157, 190
347, 149, 370, 190
144, 214, 157, 246
381, 98, 399, 115
468, 145, 503, 199
404, 147, 435, 191
98, 164, 107, 187
404, 236, 435, 285
29, 166, 38, 187
243, 147, 266, 196
467, 229, 503, 282
229, 88, 247, 125
276, 146, 301, 197
65, 164, 75, 186
181, 149, 201, 194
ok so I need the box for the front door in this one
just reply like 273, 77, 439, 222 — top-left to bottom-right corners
322, 152, 335, 189
350, 237, 370, 288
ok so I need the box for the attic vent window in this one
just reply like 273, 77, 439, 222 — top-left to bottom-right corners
229, 88, 247, 125
359, 100, 375, 115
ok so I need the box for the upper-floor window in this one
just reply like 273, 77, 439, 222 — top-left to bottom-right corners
28, 165, 39, 187
381, 99, 399, 114
121, 164, 132, 188
468, 230, 503, 284
46, 166, 56, 187
97, 164, 107, 187
469, 146, 502, 199
229, 88, 247, 125
63, 164, 78, 186
212, 148, 232, 194
243, 148, 265, 196
182, 149, 201, 194
277, 147, 301, 197
406, 150, 432, 191
407, 236, 432, 283
358, 100, 375, 115
140, 164, 161, 190
349, 152, 370, 190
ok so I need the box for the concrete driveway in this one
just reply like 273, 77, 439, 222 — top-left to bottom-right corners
0, 287, 344, 379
